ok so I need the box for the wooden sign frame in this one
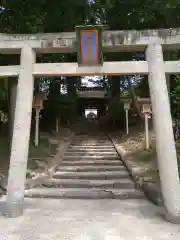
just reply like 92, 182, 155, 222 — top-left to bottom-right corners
75, 25, 104, 66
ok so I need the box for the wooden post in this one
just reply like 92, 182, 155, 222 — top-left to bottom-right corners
144, 113, 149, 149
142, 103, 151, 150
34, 108, 41, 147
56, 118, 59, 133
125, 109, 129, 135
124, 102, 131, 135
32, 92, 47, 147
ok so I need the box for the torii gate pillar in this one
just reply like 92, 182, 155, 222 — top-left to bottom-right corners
8, 78, 17, 144
146, 43, 180, 223
4, 45, 35, 217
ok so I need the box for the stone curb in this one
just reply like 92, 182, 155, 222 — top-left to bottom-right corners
25, 132, 74, 189
141, 182, 163, 206
108, 134, 163, 206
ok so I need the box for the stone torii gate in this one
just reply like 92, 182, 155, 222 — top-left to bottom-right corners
1, 27, 180, 223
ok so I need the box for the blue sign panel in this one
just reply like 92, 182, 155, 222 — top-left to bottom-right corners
80, 30, 99, 65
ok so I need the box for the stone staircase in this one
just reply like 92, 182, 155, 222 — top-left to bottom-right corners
25, 134, 145, 199
71, 116, 99, 134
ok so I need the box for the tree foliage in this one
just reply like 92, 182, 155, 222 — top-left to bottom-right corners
0, 0, 180, 128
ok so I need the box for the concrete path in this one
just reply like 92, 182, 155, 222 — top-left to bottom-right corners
0, 197, 179, 239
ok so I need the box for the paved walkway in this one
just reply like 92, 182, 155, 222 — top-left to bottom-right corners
0, 197, 179, 239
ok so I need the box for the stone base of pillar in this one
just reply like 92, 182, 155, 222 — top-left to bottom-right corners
4, 200, 23, 218
162, 211, 180, 224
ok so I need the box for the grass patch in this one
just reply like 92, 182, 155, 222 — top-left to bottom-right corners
132, 148, 156, 163
0, 136, 59, 177
131, 142, 180, 182
141, 168, 159, 182
176, 142, 180, 164
0, 136, 58, 159
0, 136, 58, 157
28, 138, 57, 158
28, 138, 58, 172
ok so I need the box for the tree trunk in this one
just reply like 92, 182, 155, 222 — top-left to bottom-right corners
127, 77, 144, 121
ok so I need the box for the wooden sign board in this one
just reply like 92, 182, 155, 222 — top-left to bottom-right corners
75, 25, 103, 66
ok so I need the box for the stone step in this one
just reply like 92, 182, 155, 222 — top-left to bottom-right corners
72, 137, 108, 139
70, 143, 112, 148
64, 152, 118, 156
69, 143, 113, 146
67, 149, 117, 153
73, 139, 109, 141
70, 144, 112, 147
71, 143, 111, 145
63, 156, 120, 161
42, 178, 135, 189
70, 144, 111, 147
78, 141, 111, 142
71, 140, 110, 142
53, 171, 129, 180
61, 160, 122, 166
25, 188, 145, 200
68, 147, 115, 151
55, 165, 126, 172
